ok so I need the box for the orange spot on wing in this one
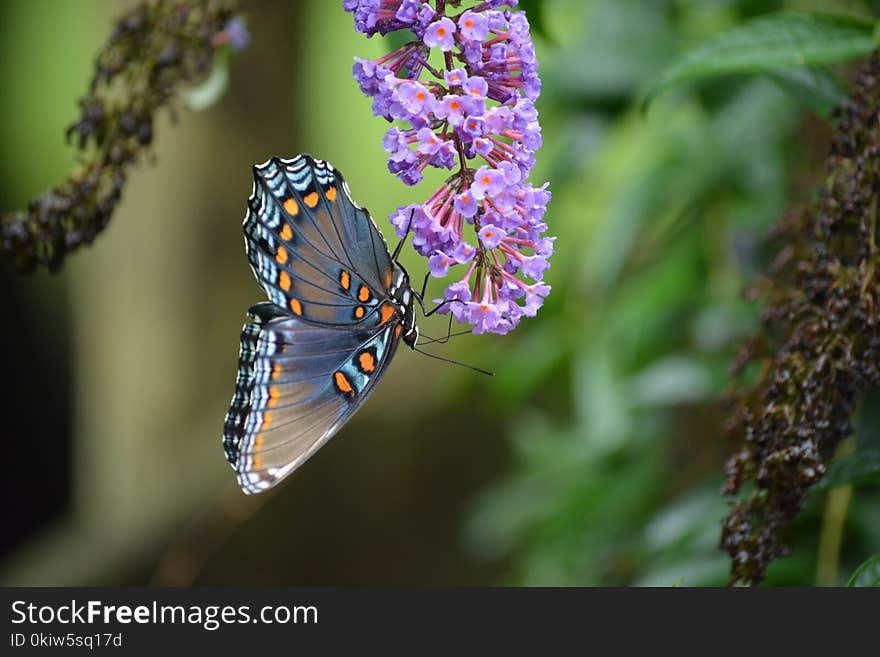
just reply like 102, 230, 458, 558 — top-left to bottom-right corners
334, 371, 354, 396
278, 271, 291, 291
253, 454, 262, 469
271, 362, 282, 381
280, 224, 293, 241
254, 434, 264, 449
262, 412, 273, 429
355, 306, 365, 319
283, 198, 299, 216
326, 186, 337, 202
394, 324, 402, 339
304, 192, 319, 208
268, 387, 281, 407
289, 298, 302, 316
358, 285, 371, 302
384, 268, 393, 289
340, 270, 351, 291
275, 245, 289, 265
358, 351, 376, 373
378, 303, 396, 325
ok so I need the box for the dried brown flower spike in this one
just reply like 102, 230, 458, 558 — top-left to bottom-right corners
723, 55, 880, 585
1, 0, 239, 273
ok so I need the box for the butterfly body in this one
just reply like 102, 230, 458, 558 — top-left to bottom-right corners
223, 154, 419, 494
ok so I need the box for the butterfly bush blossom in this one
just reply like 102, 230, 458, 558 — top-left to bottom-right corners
344, 0, 552, 334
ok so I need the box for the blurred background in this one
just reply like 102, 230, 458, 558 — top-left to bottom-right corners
2, 0, 879, 586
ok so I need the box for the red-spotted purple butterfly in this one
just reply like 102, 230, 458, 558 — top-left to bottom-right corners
222, 154, 421, 494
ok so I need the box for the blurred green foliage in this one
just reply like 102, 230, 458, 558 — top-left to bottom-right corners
464, 0, 880, 586
641, 11, 874, 115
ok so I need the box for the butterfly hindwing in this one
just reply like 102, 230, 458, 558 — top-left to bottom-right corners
243, 155, 394, 327
222, 302, 403, 494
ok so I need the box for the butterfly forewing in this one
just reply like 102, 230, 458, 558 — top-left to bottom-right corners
243, 156, 394, 326
224, 155, 408, 494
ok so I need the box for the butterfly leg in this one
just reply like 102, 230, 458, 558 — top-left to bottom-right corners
391, 209, 415, 261
433, 313, 455, 344
415, 292, 469, 319
416, 313, 457, 346
413, 272, 467, 318
408, 251, 470, 342
402, 265, 447, 319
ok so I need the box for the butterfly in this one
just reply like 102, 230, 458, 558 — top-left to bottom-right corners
222, 154, 422, 494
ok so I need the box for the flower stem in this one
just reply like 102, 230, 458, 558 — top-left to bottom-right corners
815, 437, 856, 586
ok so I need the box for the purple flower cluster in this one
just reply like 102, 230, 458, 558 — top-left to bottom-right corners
344, 0, 552, 335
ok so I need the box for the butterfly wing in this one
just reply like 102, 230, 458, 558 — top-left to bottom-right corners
223, 302, 403, 494
224, 154, 408, 494
243, 154, 398, 327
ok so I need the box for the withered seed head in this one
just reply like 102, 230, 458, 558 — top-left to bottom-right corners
1, 0, 238, 273
723, 55, 880, 585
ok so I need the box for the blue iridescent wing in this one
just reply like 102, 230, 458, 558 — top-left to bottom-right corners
223, 302, 404, 494
243, 154, 397, 327
224, 154, 408, 494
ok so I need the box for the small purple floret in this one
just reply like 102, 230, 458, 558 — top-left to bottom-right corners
423, 17, 456, 51
458, 10, 489, 42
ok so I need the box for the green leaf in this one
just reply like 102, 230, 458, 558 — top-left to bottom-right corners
813, 448, 880, 491
766, 66, 850, 117
629, 355, 713, 407
642, 12, 874, 110
848, 554, 880, 587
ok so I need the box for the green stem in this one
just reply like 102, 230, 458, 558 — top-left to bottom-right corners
815, 437, 857, 586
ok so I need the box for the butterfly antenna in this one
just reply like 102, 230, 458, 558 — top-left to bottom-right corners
413, 347, 494, 376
